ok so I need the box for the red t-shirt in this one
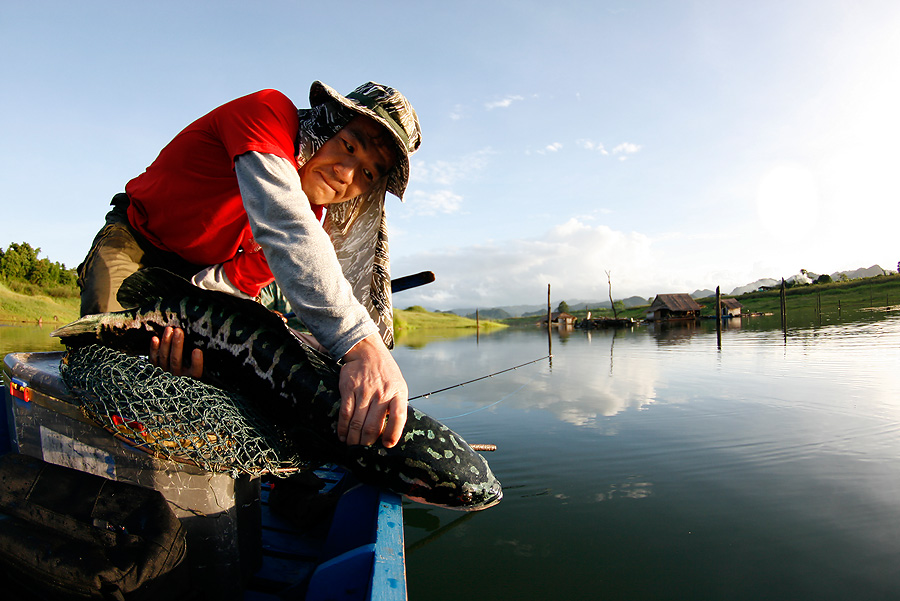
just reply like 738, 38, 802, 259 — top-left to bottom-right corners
126, 89, 319, 296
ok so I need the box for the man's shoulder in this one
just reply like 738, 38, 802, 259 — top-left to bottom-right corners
238, 89, 296, 110
211, 89, 299, 132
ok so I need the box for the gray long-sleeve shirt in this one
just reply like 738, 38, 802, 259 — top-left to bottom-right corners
226, 151, 378, 358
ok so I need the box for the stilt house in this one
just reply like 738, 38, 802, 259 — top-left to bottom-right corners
541, 312, 577, 327
720, 298, 743, 317
646, 294, 702, 321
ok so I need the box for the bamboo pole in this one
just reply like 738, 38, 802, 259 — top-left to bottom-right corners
470, 444, 497, 452
547, 284, 553, 359
780, 278, 787, 333
547, 284, 551, 331
715, 286, 722, 349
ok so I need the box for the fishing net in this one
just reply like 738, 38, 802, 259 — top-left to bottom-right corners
59, 345, 308, 478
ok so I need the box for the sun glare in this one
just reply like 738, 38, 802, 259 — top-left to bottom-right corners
756, 164, 819, 238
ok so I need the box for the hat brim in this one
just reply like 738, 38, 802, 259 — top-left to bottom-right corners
310, 81, 410, 201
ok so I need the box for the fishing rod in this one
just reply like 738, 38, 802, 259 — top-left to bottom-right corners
283, 271, 436, 319
409, 354, 551, 401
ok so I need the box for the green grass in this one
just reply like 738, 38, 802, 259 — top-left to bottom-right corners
0, 280, 81, 323
697, 273, 900, 315
393, 306, 507, 347
394, 305, 506, 332
500, 273, 900, 324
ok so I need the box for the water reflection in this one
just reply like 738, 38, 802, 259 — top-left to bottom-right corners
0, 323, 65, 355
6, 314, 900, 599
646, 319, 702, 345
406, 312, 900, 601
399, 327, 662, 429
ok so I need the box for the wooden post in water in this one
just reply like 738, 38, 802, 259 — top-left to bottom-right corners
547, 285, 552, 334
546, 284, 553, 360
780, 278, 787, 333
715, 286, 722, 349
817, 292, 822, 325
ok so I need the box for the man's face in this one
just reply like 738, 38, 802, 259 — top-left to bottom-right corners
299, 115, 397, 206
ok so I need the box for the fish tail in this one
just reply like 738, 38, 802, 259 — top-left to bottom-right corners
51, 314, 104, 346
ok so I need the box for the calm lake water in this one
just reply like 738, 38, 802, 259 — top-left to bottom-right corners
393, 309, 900, 601
3, 308, 900, 600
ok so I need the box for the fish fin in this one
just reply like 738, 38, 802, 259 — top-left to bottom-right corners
118, 267, 299, 335
50, 314, 102, 339
116, 267, 201, 309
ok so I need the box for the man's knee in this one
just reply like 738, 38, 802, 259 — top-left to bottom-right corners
78, 223, 144, 315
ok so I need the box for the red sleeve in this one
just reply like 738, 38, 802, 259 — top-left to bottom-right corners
223, 250, 275, 298
210, 89, 300, 166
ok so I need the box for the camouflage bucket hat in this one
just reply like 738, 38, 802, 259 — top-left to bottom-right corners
310, 81, 422, 200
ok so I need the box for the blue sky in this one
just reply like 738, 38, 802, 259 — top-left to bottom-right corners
2, 1, 898, 309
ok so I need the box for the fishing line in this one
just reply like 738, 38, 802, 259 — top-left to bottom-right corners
408, 354, 551, 401
434, 382, 530, 421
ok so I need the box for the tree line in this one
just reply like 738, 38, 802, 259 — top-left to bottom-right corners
0, 242, 78, 292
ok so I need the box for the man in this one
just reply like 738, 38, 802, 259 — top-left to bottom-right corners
77, 81, 422, 449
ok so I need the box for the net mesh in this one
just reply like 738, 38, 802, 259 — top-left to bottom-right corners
59, 344, 308, 478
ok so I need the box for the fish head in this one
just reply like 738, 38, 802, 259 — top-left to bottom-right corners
346, 408, 503, 511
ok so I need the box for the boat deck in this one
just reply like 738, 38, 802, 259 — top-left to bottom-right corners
2, 351, 406, 601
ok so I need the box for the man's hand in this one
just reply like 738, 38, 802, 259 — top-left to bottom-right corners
338, 334, 408, 448
149, 326, 204, 379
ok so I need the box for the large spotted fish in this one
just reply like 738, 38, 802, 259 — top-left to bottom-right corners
51, 268, 502, 511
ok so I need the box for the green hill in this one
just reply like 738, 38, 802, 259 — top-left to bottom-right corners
394, 305, 507, 332
0, 281, 80, 323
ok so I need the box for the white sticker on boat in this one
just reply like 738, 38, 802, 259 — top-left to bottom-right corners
40, 426, 117, 479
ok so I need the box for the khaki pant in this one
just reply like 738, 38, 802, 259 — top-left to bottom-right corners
77, 194, 201, 316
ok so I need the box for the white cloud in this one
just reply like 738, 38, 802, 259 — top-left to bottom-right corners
484, 95, 524, 110
392, 218, 669, 309
545, 142, 563, 152
576, 139, 609, 154
405, 189, 464, 216
410, 148, 493, 187
612, 142, 642, 155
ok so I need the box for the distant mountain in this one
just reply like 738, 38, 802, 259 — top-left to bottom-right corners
622, 296, 650, 307
730, 265, 889, 296
691, 289, 715, 299
447, 295, 651, 318
831, 265, 888, 281
465, 308, 512, 320
730, 278, 780, 296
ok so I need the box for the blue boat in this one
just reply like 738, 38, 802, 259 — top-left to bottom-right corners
1, 351, 406, 601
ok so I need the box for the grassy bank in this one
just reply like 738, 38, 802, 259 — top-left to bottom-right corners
394, 305, 506, 332
0, 281, 81, 323
501, 273, 900, 325
708, 273, 900, 314
393, 306, 506, 348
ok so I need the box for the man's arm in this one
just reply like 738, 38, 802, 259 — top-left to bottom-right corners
339, 334, 408, 447
234, 151, 408, 447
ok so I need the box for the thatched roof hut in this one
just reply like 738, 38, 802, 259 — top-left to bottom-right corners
646, 294, 702, 321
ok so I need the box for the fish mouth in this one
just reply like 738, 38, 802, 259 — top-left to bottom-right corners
454, 481, 504, 512
462, 489, 503, 512
404, 486, 503, 512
